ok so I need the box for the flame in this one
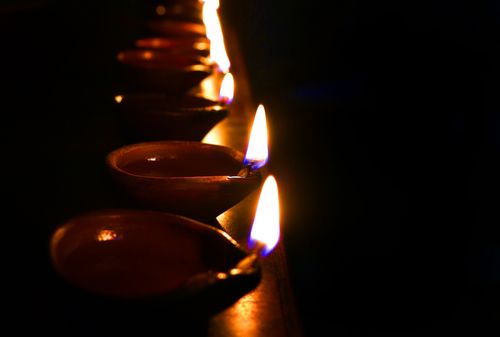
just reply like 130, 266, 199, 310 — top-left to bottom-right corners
244, 105, 268, 169
114, 95, 123, 103
249, 175, 280, 255
219, 72, 234, 104
202, 0, 230, 73
97, 229, 118, 242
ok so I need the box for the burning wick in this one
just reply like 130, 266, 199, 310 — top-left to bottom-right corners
238, 104, 269, 177
184, 176, 280, 291
229, 242, 264, 275
231, 175, 280, 274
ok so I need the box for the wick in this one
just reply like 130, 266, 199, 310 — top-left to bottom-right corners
237, 160, 264, 177
219, 96, 230, 105
232, 240, 266, 273
248, 240, 266, 256
237, 164, 252, 177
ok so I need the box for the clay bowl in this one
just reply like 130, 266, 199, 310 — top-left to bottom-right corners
116, 49, 214, 94
114, 92, 228, 141
106, 141, 262, 221
135, 36, 210, 57
146, 19, 206, 38
50, 209, 261, 330
140, 1, 203, 23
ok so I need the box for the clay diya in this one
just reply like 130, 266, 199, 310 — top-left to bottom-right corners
106, 104, 268, 220
139, 1, 204, 24
113, 92, 228, 141
116, 49, 214, 93
135, 36, 210, 57
146, 19, 206, 38
105, 141, 262, 221
50, 209, 261, 318
49, 175, 280, 331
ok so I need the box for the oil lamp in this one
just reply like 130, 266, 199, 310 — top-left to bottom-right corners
140, 1, 204, 24
48, 174, 281, 332
48, 209, 259, 334
113, 92, 228, 142
115, 49, 214, 94
112, 64, 232, 142
50, 176, 279, 310
134, 36, 210, 58
105, 105, 268, 221
142, 1, 206, 38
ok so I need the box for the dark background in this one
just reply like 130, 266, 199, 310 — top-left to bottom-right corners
3, 1, 499, 336
222, 1, 500, 336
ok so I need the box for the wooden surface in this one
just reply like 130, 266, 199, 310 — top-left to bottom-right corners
198, 29, 303, 337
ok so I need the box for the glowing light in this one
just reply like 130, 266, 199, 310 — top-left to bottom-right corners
219, 72, 234, 104
97, 229, 118, 242
244, 104, 268, 169
114, 95, 123, 103
202, 0, 230, 73
143, 51, 153, 60
202, 124, 225, 145
156, 5, 166, 16
249, 175, 280, 255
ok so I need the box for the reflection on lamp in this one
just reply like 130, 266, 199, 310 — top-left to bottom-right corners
97, 229, 119, 242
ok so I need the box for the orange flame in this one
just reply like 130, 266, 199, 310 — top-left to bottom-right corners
250, 175, 280, 255
202, 0, 230, 73
244, 105, 268, 169
219, 72, 234, 104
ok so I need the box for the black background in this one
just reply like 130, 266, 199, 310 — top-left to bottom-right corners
3, 1, 499, 336
223, 1, 500, 336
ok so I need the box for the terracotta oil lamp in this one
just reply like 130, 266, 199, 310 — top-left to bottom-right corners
146, 19, 206, 38
116, 49, 214, 94
49, 176, 280, 330
105, 141, 261, 221
105, 105, 268, 221
134, 36, 210, 58
112, 74, 233, 142
49, 209, 259, 323
140, 1, 204, 24
113, 93, 228, 142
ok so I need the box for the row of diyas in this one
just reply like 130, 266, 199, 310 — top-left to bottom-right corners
48, 0, 282, 320
113, 0, 234, 142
